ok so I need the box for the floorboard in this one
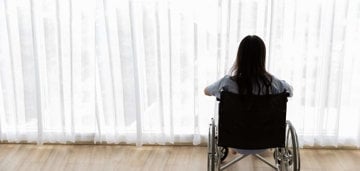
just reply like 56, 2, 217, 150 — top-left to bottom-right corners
0, 144, 359, 171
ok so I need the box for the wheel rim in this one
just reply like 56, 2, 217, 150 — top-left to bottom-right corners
207, 125, 211, 170
208, 118, 219, 171
284, 122, 300, 171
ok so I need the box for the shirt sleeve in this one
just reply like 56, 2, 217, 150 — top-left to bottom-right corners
206, 76, 225, 97
280, 80, 293, 97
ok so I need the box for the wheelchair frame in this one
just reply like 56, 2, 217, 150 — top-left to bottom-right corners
208, 118, 300, 171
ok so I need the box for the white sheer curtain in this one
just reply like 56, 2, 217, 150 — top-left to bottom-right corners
269, 0, 360, 147
0, 0, 218, 145
1, 0, 360, 147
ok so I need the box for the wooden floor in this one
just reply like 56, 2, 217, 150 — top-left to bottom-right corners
0, 144, 359, 171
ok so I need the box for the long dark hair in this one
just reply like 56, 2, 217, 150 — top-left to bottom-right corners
231, 35, 272, 95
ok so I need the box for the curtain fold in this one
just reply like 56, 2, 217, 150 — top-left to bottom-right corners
1, 0, 360, 147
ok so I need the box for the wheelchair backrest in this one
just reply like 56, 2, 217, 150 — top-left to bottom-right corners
218, 91, 288, 149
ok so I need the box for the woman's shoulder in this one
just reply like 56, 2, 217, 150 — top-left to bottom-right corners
270, 75, 293, 96
220, 75, 238, 93
223, 75, 232, 79
222, 75, 237, 83
270, 75, 290, 86
214, 75, 235, 86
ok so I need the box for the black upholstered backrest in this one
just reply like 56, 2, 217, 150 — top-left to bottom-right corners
218, 91, 288, 149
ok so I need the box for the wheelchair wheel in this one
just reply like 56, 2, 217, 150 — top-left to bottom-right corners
207, 121, 214, 171
208, 118, 220, 171
276, 121, 300, 171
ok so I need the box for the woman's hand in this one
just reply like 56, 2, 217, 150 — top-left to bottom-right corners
204, 87, 211, 96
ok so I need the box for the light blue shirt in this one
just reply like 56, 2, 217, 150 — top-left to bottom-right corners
206, 75, 293, 99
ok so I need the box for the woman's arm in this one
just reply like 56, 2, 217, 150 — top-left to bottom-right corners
204, 87, 211, 96
204, 76, 224, 97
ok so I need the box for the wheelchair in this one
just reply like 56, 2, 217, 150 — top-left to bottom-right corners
208, 91, 300, 171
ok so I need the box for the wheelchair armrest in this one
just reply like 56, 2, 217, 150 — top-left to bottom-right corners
283, 90, 290, 97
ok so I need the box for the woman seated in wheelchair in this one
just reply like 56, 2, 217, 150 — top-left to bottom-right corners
204, 35, 293, 155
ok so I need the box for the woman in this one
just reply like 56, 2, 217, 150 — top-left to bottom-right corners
204, 35, 293, 154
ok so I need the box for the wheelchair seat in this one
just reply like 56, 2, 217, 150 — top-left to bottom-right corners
208, 91, 300, 171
